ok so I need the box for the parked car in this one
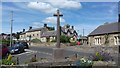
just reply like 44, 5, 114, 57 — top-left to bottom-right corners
9, 43, 25, 54
1, 44, 10, 58
19, 42, 29, 49
77, 41, 81, 45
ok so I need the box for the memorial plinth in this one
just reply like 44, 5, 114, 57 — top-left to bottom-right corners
53, 48, 65, 61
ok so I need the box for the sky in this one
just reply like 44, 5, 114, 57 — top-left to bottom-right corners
1, 1, 119, 36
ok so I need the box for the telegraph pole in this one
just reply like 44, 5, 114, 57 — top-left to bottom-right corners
83, 28, 84, 36
10, 11, 13, 47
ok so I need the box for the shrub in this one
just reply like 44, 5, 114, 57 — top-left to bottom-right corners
31, 38, 41, 43
51, 40, 56, 42
0, 39, 15, 46
75, 57, 93, 67
91, 51, 113, 61
2, 54, 16, 65
70, 42, 76, 46
60, 35, 71, 43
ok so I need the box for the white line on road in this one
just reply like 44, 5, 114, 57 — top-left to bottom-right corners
25, 49, 52, 55
12, 49, 52, 56
12, 52, 32, 56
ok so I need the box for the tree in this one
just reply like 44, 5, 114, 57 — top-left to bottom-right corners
104, 34, 109, 45
60, 35, 71, 43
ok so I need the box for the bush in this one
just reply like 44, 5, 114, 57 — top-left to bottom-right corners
91, 51, 113, 61
75, 57, 93, 67
60, 35, 71, 43
31, 38, 41, 43
0, 40, 15, 46
2, 54, 16, 65
51, 40, 56, 42
70, 42, 76, 46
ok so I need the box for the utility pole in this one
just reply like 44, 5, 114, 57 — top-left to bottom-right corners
10, 11, 13, 47
53, 10, 63, 48
83, 28, 84, 36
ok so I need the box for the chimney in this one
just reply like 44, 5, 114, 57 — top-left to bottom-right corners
44, 24, 47, 27
118, 14, 120, 22
23, 29, 25, 32
29, 26, 32, 30
72, 26, 74, 29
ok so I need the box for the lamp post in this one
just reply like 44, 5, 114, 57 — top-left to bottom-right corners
29, 35, 31, 46
10, 11, 13, 47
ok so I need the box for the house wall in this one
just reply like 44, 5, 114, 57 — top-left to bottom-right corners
40, 37, 47, 42
26, 31, 41, 40
20, 34, 26, 40
20, 31, 41, 41
50, 37, 56, 42
88, 33, 120, 46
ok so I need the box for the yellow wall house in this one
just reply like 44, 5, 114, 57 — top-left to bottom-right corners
19, 24, 54, 42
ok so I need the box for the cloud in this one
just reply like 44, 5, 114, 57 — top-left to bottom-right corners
32, 22, 43, 28
42, 17, 65, 24
108, 5, 117, 15
27, 0, 81, 14
2, 0, 120, 2
27, 2, 57, 14
47, 0, 81, 9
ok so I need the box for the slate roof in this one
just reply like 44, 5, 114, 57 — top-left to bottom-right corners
79, 36, 87, 40
89, 22, 120, 36
27, 27, 47, 32
61, 27, 77, 34
41, 31, 57, 37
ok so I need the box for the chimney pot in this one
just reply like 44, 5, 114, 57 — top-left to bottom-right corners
23, 29, 25, 32
29, 26, 32, 30
44, 24, 47, 27
72, 26, 74, 29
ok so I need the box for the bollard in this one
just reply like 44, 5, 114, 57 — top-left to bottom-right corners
17, 57, 19, 65
75, 53, 77, 59
34, 54, 36, 58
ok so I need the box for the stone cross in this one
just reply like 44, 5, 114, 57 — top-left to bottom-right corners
53, 10, 63, 48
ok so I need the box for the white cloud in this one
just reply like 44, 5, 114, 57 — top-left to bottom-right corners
32, 22, 43, 28
27, 2, 57, 14
27, 0, 81, 14
42, 17, 65, 24
108, 5, 117, 15
47, 0, 81, 9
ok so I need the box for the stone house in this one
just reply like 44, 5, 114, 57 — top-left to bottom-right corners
19, 24, 53, 42
19, 24, 78, 42
60, 24, 78, 37
78, 36, 88, 45
88, 22, 120, 46
41, 31, 56, 42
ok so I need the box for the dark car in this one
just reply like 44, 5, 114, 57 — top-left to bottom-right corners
9, 43, 25, 54
19, 42, 29, 49
1, 44, 10, 58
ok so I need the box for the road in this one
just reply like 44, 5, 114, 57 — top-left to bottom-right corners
12, 45, 119, 65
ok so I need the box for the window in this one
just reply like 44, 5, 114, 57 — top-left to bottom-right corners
119, 36, 120, 45
114, 36, 120, 45
95, 37, 101, 45
37, 34, 39, 36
